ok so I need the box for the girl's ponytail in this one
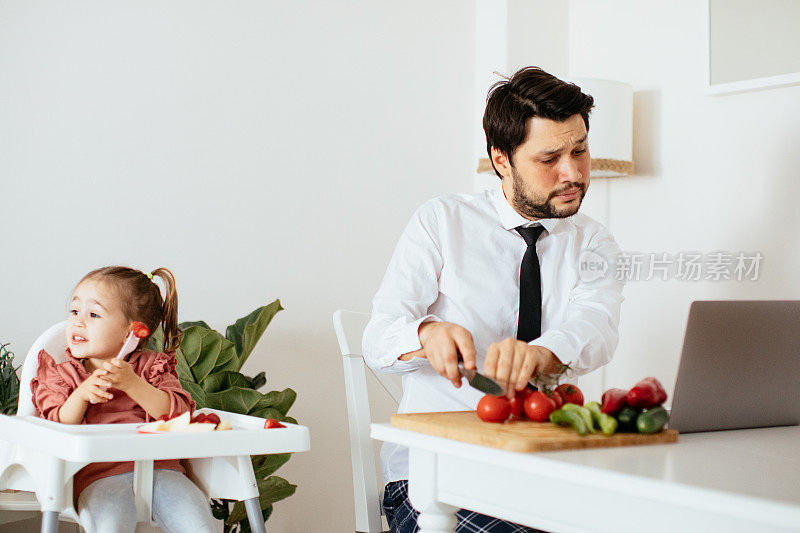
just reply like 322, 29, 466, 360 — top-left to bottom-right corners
150, 268, 182, 353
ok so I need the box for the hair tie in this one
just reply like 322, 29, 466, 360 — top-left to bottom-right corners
146, 272, 154, 280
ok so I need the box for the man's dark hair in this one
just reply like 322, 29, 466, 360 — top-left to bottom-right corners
483, 66, 594, 178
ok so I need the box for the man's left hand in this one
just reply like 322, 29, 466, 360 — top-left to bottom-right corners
483, 338, 562, 399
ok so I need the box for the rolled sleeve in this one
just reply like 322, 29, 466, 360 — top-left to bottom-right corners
365, 314, 442, 373
363, 201, 444, 374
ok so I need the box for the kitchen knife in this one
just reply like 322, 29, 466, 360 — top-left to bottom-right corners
457, 363, 505, 396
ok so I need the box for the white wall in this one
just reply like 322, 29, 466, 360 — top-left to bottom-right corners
0, 2, 475, 531
6, 2, 797, 530
568, 0, 800, 397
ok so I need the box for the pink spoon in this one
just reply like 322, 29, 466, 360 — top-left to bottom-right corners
116, 322, 150, 359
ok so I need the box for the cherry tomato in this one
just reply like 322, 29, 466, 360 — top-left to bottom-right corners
523, 391, 556, 422
264, 418, 286, 429
476, 395, 511, 423
556, 384, 584, 406
131, 321, 150, 339
205, 413, 221, 425
509, 391, 527, 418
192, 413, 207, 423
544, 388, 563, 409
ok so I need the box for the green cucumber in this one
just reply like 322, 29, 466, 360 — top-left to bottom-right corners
561, 403, 596, 433
549, 408, 588, 436
598, 413, 618, 435
585, 401, 617, 435
636, 406, 669, 434
616, 406, 641, 432
585, 401, 602, 428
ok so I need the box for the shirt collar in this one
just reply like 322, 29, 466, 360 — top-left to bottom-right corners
490, 186, 565, 234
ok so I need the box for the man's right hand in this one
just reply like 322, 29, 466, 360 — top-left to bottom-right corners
399, 321, 477, 388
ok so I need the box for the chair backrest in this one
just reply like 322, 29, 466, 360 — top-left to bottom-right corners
333, 310, 401, 533
18, 321, 68, 417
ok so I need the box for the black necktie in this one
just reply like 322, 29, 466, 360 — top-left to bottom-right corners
515, 225, 547, 342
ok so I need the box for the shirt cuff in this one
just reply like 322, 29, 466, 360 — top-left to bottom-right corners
380, 314, 442, 370
530, 330, 580, 374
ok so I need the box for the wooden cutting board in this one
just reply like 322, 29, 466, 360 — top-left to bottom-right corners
391, 411, 678, 452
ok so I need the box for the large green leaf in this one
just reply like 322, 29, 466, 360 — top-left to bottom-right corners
203, 386, 296, 420
174, 348, 195, 383
200, 371, 252, 394
225, 300, 283, 369
252, 453, 291, 480
226, 476, 295, 524
204, 386, 264, 415
0, 343, 20, 415
180, 379, 207, 408
178, 320, 211, 330
171, 338, 207, 407
143, 326, 165, 353
247, 371, 267, 391
178, 326, 204, 367
255, 388, 296, 417
179, 326, 239, 383
249, 406, 284, 421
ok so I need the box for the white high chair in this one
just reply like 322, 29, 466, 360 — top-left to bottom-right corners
0, 321, 310, 533
333, 310, 403, 533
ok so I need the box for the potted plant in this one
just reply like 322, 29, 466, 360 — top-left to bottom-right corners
147, 299, 296, 532
0, 343, 20, 415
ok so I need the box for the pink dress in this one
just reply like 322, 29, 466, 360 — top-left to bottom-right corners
30, 349, 196, 508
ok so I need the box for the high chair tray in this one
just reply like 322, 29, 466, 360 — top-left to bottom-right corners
0, 409, 310, 462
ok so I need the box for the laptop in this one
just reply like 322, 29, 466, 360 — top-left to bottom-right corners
668, 300, 800, 433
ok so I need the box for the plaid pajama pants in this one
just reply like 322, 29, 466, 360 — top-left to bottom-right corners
382, 480, 547, 533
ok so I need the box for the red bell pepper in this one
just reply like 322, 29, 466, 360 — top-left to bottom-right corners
600, 388, 628, 415
625, 377, 667, 409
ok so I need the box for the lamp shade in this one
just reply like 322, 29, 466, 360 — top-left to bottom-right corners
566, 77, 634, 178
476, 77, 634, 178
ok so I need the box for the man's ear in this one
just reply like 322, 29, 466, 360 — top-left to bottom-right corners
490, 147, 512, 179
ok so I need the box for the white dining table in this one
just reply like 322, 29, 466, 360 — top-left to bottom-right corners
0, 411, 310, 533
371, 423, 800, 533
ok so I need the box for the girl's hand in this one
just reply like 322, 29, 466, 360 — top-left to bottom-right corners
76, 369, 114, 405
102, 359, 141, 392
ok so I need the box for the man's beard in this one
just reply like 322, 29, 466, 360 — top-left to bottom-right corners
510, 166, 586, 220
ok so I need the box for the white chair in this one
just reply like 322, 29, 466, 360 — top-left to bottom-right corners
333, 310, 403, 533
0, 321, 270, 533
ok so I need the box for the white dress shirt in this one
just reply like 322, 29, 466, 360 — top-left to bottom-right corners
363, 187, 625, 482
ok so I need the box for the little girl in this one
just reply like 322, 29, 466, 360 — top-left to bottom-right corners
31, 266, 217, 533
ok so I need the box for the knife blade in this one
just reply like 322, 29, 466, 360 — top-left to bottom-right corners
458, 363, 505, 396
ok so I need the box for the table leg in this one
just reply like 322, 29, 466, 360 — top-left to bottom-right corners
40, 511, 59, 533
417, 501, 458, 533
408, 448, 458, 533
133, 459, 155, 523
244, 496, 266, 533
39, 455, 65, 533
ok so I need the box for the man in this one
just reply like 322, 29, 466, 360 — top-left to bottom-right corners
363, 66, 625, 533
